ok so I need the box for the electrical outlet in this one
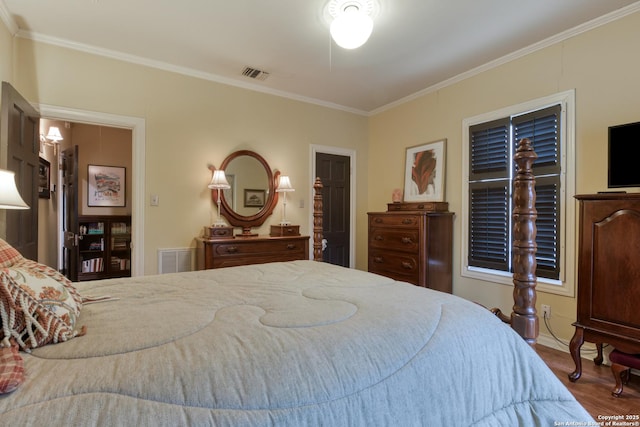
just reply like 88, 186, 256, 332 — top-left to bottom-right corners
542, 304, 551, 319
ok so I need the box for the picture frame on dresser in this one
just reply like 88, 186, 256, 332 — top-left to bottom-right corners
403, 139, 446, 202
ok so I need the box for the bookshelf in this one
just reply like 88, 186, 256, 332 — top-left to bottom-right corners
78, 215, 131, 281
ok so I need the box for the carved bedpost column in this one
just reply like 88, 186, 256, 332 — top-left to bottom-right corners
511, 138, 539, 345
313, 177, 324, 261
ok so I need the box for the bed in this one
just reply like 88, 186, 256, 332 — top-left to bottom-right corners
0, 140, 593, 425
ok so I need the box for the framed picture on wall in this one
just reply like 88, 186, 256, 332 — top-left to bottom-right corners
88, 165, 126, 207
403, 139, 446, 202
38, 157, 51, 199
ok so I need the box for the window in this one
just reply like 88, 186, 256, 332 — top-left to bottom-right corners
462, 91, 575, 295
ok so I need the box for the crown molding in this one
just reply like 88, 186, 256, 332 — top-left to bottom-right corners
15, 28, 369, 116
0, 0, 18, 35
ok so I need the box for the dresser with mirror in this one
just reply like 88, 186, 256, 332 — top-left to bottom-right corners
196, 150, 309, 269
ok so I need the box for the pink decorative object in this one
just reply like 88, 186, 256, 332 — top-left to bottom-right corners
392, 188, 402, 203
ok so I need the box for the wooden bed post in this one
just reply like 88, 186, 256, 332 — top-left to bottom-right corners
511, 138, 539, 345
313, 177, 323, 262
492, 138, 539, 345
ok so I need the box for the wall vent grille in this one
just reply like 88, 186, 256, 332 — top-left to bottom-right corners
241, 66, 270, 81
158, 248, 194, 274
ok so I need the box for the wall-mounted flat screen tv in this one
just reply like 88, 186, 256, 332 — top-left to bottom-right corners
608, 121, 640, 188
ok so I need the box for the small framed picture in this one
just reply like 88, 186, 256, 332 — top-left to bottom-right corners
244, 189, 265, 207
403, 139, 446, 202
38, 157, 51, 199
88, 165, 126, 207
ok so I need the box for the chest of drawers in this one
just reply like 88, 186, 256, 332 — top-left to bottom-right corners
197, 235, 309, 269
367, 211, 453, 293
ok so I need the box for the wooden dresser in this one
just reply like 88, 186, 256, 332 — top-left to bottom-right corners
367, 203, 453, 293
197, 235, 309, 269
569, 193, 640, 382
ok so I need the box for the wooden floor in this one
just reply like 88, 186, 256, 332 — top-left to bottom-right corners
536, 345, 640, 418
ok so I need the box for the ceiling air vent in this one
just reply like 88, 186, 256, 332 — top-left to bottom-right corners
241, 66, 270, 81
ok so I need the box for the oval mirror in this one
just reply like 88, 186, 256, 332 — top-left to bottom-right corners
212, 150, 279, 236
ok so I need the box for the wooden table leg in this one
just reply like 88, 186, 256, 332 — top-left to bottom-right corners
569, 327, 584, 382
594, 342, 603, 365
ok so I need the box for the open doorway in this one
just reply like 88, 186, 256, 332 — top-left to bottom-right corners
38, 104, 146, 277
39, 120, 132, 273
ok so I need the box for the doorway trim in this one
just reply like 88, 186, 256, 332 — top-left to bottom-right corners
309, 144, 356, 268
37, 103, 145, 276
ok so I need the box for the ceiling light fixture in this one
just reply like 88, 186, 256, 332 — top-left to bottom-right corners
328, 0, 374, 49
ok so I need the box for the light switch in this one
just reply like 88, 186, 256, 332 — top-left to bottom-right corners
151, 194, 159, 206
299, 199, 304, 208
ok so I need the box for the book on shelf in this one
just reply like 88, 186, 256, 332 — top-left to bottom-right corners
81, 257, 104, 273
82, 222, 105, 235
111, 222, 129, 235
110, 256, 130, 271
88, 238, 104, 251
111, 237, 129, 250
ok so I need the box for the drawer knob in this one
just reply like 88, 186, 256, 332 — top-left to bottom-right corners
374, 218, 383, 223
402, 218, 412, 224
374, 235, 383, 241
373, 256, 384, 263
401, 261, 413, 270
226, 246, 238, 253
286, 244, 296, 250
401, 237, 413, 244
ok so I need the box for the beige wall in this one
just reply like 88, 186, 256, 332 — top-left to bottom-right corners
368, 11, 640, 345
7, 28, 369, 275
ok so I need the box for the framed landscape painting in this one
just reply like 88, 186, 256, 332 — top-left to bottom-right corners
244, 189, 265, 207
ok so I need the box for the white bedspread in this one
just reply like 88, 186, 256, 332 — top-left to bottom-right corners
0, 261, 593, 426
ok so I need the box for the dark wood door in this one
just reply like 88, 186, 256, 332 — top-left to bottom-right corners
61, 146, 79, 281
0, 82, 40, 259
315, 152, 350, 267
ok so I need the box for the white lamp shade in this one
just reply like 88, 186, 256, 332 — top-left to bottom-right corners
276, 176, 295, 192
208, 170, 231, 189
0, 169, 29, 209
46, 126, 63, 142
330, 6, 373, 49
